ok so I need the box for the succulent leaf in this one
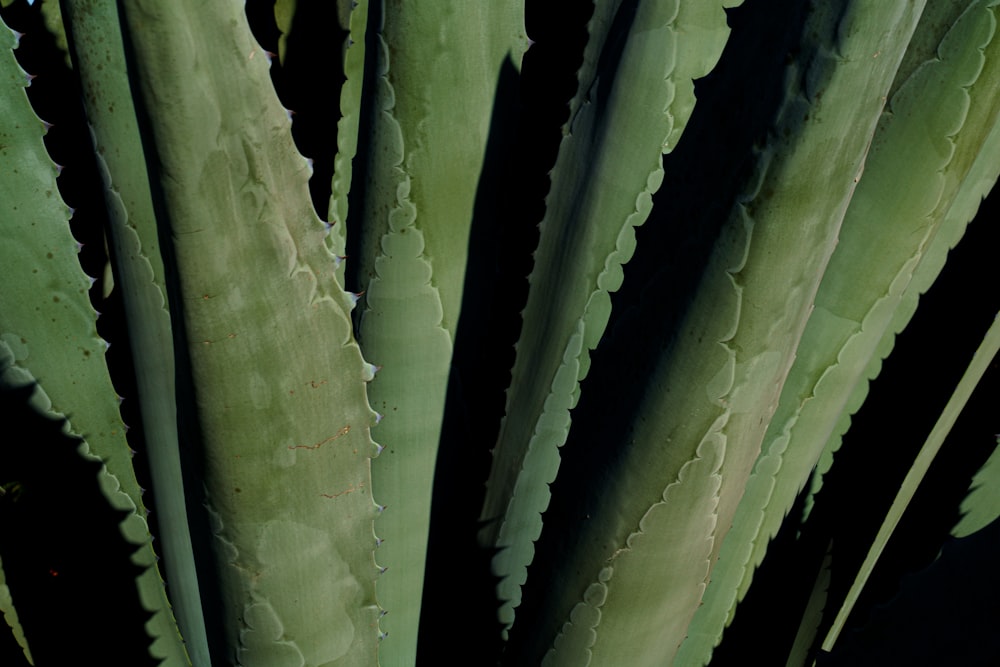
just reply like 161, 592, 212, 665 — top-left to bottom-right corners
0, 17, 187, 664
114, 1, 382, 662
58, 0, 210, 660
326, 0, 368, 286
524, 2, 926, 664
479, 0, 741, 632
0, 553, 33, 666
0, 0, 996, 663
822, 309, 1000, 651
805, 0, 1000, 515
953, 435, 1000, 538
351, 3, 528, 662
681, 2, 1000, 661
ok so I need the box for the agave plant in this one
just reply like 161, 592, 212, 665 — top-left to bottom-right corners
1, 0, 997, 665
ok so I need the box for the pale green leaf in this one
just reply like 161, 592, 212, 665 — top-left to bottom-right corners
59, 0, 210, 660
479, 0, 740, 632
352, 4, 528, 663
116, 1, 381, 663
683, 3, 1000, 661
537, 3, 926, 664
0, 18, 187, 664
952, 435, 1000, 538
821, 310, 1000, 652
0, 553, 33, 666
326, 0, 368, 289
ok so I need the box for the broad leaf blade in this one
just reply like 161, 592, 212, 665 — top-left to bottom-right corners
117, 2, 381, 663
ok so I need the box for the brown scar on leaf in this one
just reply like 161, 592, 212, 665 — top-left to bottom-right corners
201, 333, 237, 345
288, 425, 351, 451
307, 379, 328, 389
320, 481, 365, 499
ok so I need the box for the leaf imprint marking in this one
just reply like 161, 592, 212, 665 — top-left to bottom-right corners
320, 481, 365, 499
288, 425, 351, 451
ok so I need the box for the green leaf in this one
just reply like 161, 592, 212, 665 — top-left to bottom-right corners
0, 18, 187, 664
115, 1, 381, 663
821, 310, 1000, 652
785, 543, 832, 667
351, 4, 528, 663
273, 0, 296, 65
326, 0, 367, 289
808, 0, 1000, 519
683, 2, 1000, 660
479, 0, 741, 632
38, 0, 69, 69
952, 434, 1000, 538
531, 3, 927, 664
58, 0, 210, 661
544, 439, 725, 667
0, 554, 33, 666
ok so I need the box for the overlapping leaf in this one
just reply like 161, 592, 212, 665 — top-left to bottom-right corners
0, 17, 187, 664
349, 3, 529, 663
58, 0, 210, 660
478, 0, 741, 632
521, 3, 926, 664
114, 1, 381, 663
682, 3, 1000, 663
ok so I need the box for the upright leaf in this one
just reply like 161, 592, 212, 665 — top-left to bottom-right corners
514, 2, 926, 664
59, 0, 209, 660
326, 0, 368, 287
821, 310, 1000, 652
0, 17, 186, 664
478, 0, 741, 632
116, 2, 381, 663
683, 3, 1000, 661
351, 3, 528, 663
